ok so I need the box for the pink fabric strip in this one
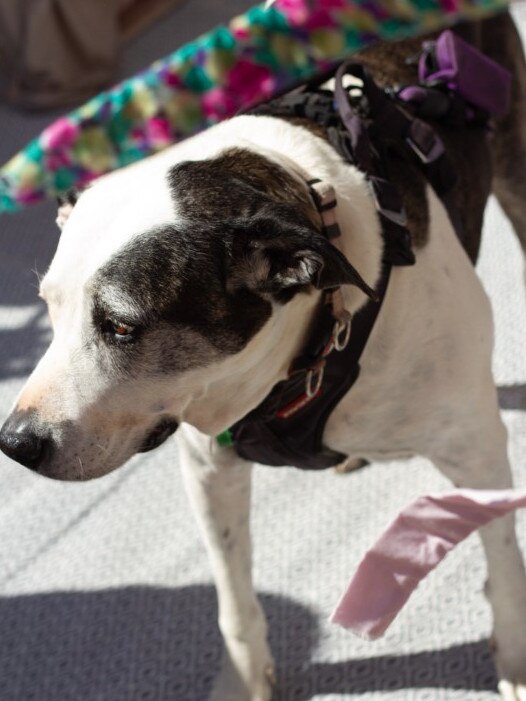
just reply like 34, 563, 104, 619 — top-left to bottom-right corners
330, 487, 526, 639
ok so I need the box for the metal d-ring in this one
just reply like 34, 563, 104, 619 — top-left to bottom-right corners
306, 361, 325, 398
333, 314, 352, 351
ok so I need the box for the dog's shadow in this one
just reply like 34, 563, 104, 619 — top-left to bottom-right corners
0, 585, 498, 701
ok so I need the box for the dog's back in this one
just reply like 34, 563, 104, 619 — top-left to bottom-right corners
354, 12, 526, 264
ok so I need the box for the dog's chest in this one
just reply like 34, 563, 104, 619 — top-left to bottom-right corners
323, 188, 494, 463
322, 284, 425, 462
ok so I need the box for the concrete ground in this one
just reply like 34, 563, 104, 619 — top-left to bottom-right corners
0, 2, 525, 699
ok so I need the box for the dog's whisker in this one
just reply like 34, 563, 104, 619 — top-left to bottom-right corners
77, 456, 85, 481
31, 263, 44, 285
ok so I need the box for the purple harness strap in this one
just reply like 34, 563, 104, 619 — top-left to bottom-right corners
398, 29, 512, 119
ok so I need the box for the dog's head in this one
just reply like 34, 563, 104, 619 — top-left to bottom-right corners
0, 141, 371, 481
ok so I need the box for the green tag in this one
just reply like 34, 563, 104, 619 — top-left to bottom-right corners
216, 429, 234, 448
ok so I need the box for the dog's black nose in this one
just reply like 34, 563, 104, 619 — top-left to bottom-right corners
0, 412, 52, 471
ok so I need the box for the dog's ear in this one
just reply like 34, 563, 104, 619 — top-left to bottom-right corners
230, 215, 376, 301
56, 189, 80, 230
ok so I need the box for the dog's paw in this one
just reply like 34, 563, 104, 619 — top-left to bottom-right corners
499, 680, 526, 701
493, 635, 526, 701
209, 650, 275, 701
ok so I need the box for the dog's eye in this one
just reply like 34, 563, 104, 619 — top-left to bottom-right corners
103, 319, 136, 342
113, 322, 134, 336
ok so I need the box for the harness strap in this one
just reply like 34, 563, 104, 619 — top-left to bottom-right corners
219, 32, 506, 469
221, 66, 420, 467
227, 174, 395, 468
229, 264, 391, 469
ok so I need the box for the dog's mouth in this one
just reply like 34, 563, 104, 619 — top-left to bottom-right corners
138, 418, 179, 453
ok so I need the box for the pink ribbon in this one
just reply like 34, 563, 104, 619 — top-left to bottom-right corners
330, 487, 526, 639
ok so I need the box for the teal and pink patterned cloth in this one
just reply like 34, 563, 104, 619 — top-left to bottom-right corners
0, 0, 509, 214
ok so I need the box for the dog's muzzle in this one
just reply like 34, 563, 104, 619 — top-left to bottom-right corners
138, 418, 179, 453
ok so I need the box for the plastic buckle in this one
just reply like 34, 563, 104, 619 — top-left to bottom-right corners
406, 119, 445, 164
378, 204, 408, 228
370, 178, 408, 228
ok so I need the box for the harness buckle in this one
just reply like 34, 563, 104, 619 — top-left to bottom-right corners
306, 360, 325, 398
406, 119, 445, 164
378, 205, 408, 228
370, 177, 408, 228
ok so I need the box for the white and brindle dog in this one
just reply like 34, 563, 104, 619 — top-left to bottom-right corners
1, 12, 526, 701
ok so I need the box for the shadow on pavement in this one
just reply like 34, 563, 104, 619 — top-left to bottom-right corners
498, 383, 526, 411
0, 585, 498, 700
0, 306, 51, 380
0, 202, 57, 381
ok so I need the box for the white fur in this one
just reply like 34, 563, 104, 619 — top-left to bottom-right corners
18, 115, 526, 699
177, 175, 526, 700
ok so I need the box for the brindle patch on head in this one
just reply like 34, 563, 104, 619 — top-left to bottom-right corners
168, 147, 371, 303
86, 146, 367, 381
168, 147, 318, 226
88, 222, 273, 376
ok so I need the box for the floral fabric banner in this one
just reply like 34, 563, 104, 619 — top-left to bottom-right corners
0, 0, 508, 214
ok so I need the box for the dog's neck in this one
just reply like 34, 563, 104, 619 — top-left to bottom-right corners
179, 288, 321, 434
176, 116, 384, 435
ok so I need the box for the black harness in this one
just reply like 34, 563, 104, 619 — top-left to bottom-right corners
216, 39, 507, 470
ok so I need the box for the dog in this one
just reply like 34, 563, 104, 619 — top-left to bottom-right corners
1, 11, 526, 701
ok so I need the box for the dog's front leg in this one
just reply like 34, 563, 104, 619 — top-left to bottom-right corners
178, 424, 275, 701
429, 411, 526, 701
